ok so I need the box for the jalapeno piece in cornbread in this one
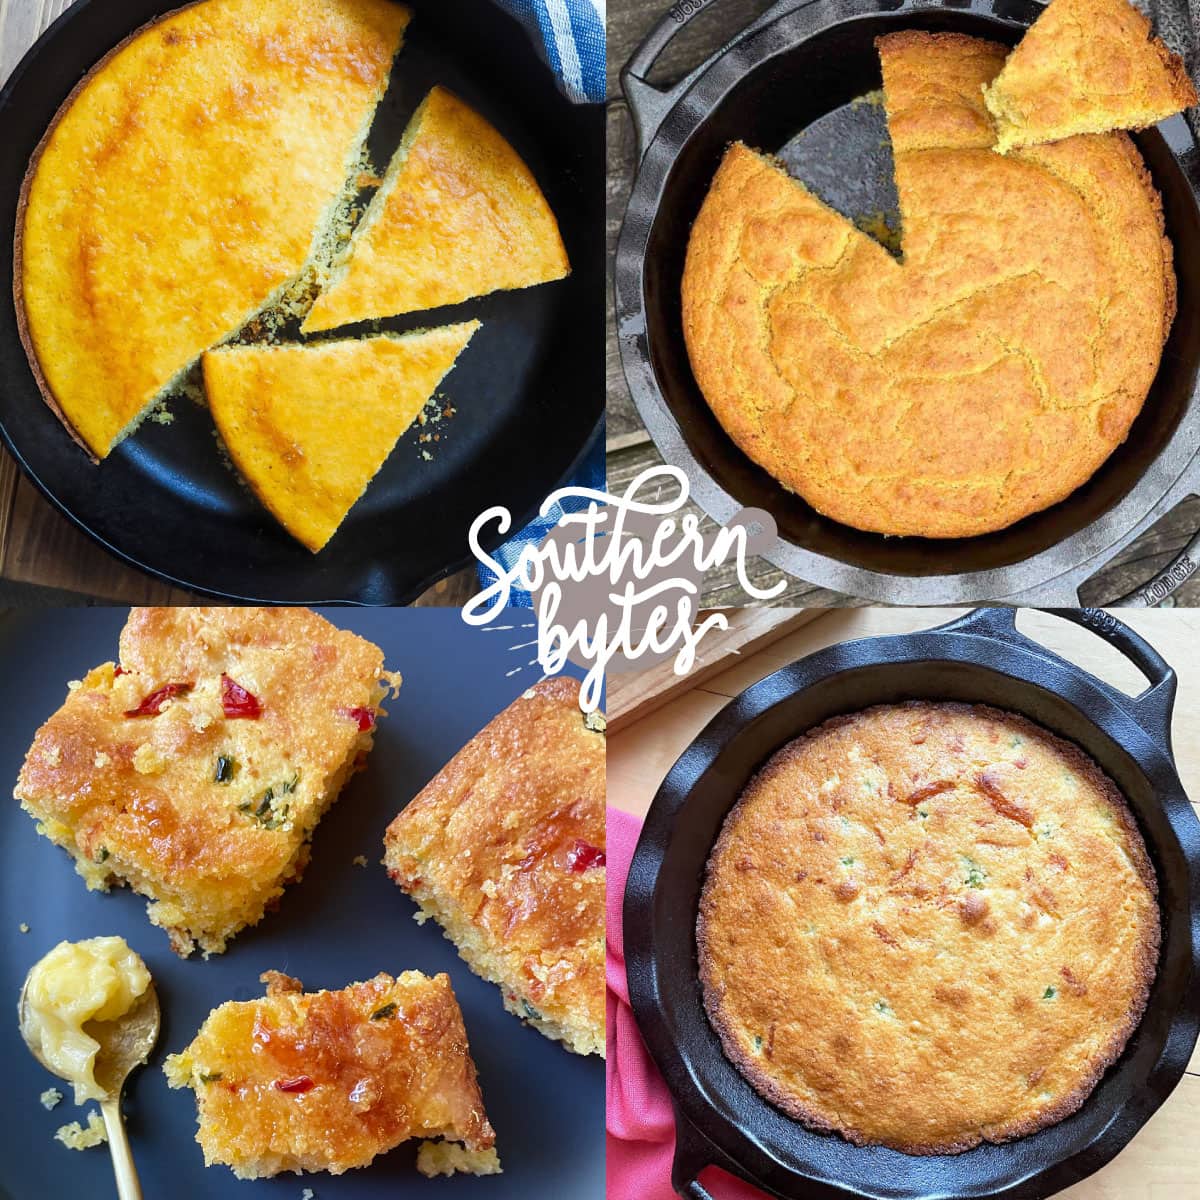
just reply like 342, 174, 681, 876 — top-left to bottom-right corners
384, 678, 606, 1056
165, 970, 499, 1178
16, 607, 399, 956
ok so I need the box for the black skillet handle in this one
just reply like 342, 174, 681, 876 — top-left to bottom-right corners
620, 0, 802, 159
939, 607, 1178, 750
670, 1108, 737, 1199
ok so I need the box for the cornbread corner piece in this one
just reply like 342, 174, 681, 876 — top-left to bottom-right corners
203, 322, 480, 552
301, 85, 570, 333
164, 970, 499, 1180
983, 0, 1197, 153
16, 0, 410, 460
15, 608, 399, 957
384, 677, 605, 1056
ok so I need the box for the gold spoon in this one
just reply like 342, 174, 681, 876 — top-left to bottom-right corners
18, 975, 160, 1200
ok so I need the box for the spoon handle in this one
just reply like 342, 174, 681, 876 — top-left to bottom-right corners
100, 1096, 143, 1200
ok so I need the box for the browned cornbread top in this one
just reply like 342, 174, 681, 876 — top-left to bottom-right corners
984, 0, 1197, 153
164, 970, 495, 1178
681, 32, 1174, 538
383, 677, 605, 1049
698, 702, 1159, 1154
15, 607, 391, 955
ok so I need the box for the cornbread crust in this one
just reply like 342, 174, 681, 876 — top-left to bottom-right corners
681, 32, 1174, 538
15, 0, 409, 460
383, 678, 605, 1056
697, 702, 1160, 1154
203, 322, 480, 552
164, 970, 499, 1179
983, 0, 1197, 154
15, 607, 398, 956
301, 86, 570, 333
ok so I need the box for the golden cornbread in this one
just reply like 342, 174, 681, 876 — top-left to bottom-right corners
984, 0, 1196, 153
203, 322, 479, 552
164, 969, 499, 1179
383, 678, 606, 1056
302, 86, 570, 333
15, 607, 398, 956
698, 702, 1159, 1154
16, 0, 409, 460
681, 32, 1174, 538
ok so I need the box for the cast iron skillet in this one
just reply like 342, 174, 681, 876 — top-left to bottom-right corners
625, 607, 1200, 1200
0, 0, 603, 604
615, 0, 1200, 606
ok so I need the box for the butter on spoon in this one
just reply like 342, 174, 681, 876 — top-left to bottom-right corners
18, 936, 160, 1200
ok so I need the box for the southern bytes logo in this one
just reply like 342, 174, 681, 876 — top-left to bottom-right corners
464, 466, 785, 709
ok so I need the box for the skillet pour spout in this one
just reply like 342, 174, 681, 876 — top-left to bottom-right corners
624, 607, 1200, 1200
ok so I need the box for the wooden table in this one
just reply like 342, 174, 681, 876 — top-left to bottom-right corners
606, 0, 1200, 608
608, 606, 1200, 1199
0, 0, 477, 606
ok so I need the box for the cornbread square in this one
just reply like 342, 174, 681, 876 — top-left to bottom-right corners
983, 0, 1197, 153
164, 970, 499, 1179
384, 678, 605, 1056
16, 608, 398, 956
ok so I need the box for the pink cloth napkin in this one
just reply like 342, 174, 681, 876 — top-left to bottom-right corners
606, 805, 768, 1200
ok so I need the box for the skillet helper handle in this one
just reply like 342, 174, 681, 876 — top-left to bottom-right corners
620, 3, 713, 160
941, 608, 1178, 748
1113, 523, 1200, 606
670, 1108, 732, 1200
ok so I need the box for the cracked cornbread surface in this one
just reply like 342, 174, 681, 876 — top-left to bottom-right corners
16, 0, 409, 459
681, 31, 1174, 538
383, 678, 606, 1056
983, 0, 1196, 153
15, 607, 397, 956
164, 970, 499, 1179
698, 701, 1159, 1153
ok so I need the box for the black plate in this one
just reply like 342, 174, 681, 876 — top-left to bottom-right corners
615, 0, 1200, 605
0, 607, 604, 1198
624, 608, 1200, 1200
0, 0, 604, 603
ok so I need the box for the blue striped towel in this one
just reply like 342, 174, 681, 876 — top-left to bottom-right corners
496, 0, 606, 104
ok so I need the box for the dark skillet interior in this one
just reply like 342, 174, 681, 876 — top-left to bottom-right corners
628, 630, 1200, 1200
640, 2, 1200, 578
0, 0, 603, 603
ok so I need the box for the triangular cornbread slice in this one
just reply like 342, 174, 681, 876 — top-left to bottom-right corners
204, 323, 479, 552
982, 0, 1196, 153
301, 87, 569, 333
17, 0, 410, 460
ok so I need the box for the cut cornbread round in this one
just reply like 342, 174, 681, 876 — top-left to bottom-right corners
681, 31, 1175, 538
16, 0, 409, 460
301, 86, 570, 333
203, 323, 479, 553
697, 701, 1159, 1154
164, 969, 499, 1178
983, 0, 1197, 154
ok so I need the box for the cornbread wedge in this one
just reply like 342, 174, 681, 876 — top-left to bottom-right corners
384, 678, 605, 1056
16, 0, 410, 459
983, 0, 1196, 153
682, 30, 1173, 538
699, 702, 1159, 1153
301, 86, 569, 333
165, 970, 499, 1179
15, 608, 399, 956
203, 323, 479, 552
